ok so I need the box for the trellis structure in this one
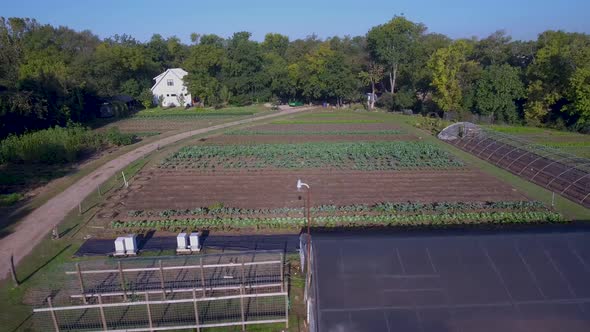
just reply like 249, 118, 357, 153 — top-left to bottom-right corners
32, 251, 288, 331
438, 122, 590, 208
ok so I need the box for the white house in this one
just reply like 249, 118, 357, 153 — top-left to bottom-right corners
150, 68, 192, 107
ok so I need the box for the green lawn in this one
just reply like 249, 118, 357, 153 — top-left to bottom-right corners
486, 124, 590, 158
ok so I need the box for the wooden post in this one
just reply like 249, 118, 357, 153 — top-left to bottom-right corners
192, 288, 201, 332
78, 202, 82, 215
9, 254, 19, 286
285, 292, 289, 329
122, 171, 128, 188
552, 192, 555, 207
280, 253, 284, 292
199, 258, 206, 297
158, 260, 166, 300
76, 263, 87, 304
97, 184, 102, 197
241, 262, 246, 289
97, 294, 108, 331
118, 261, 128, 301
47, 297, 60, 332
239, 284, 246, 331
145, 293, 153, 331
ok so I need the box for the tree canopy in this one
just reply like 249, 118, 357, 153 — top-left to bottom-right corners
2, 15, 590, 139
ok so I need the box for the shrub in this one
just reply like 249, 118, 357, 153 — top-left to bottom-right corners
376, 92, 395, 111
231, 94, 252, 107
0, 124, 102, 164
0, 124, 137, 164
106, 127, 137, 146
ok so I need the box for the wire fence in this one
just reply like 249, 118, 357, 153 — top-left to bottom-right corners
31, 251, 288, 331
438, 123, 590, 208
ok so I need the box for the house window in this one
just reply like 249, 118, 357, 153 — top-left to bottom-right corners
166, 94, 169, 97
167, 79, 174, 86
171, 94, 177, 96
185, 93, 188, 96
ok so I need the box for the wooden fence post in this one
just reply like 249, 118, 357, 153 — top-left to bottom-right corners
47, 297, 61, 332
241, 262, 246, 289
280, 252, 284, 292
239, 284, 246, 332
145, 293, 153, 331
76, 263, 87, 304
159, 260, 166, 300
97, 294, 108, 331
200, 258, 206, 297
285, 292, 289, 329
118, 261, 128, 301
192, 288, 201, 332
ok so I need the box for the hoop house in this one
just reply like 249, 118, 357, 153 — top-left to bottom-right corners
438, 123, 590, 208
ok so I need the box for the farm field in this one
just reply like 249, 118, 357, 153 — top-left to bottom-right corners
99, 105, 272, 135
90, 110, 570, 234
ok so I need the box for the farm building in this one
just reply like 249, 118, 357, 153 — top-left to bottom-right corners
150, 68, 192, 107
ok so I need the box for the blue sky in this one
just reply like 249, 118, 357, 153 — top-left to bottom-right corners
2, 0, 589, 42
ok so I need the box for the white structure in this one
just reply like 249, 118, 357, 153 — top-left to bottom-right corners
189, 232, 201, 252
114, 237, 126, 256
150, 68, 192, 107
176, 233, 191, 253
123, 234, 138, 255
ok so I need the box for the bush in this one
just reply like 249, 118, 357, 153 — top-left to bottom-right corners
376, 92, 395, 111
0, 124, 137, 165
0, 124, 103, 164
106, 127, 137, 146
230, 94, 253, 107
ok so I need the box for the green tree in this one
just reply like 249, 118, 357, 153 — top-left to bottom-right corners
475, 64, 525, 123
138, 88, 154, 109
525, 31, 590, 125
427, 40, 472, 113
367, 16, 425, 94
359, 62, 384, 109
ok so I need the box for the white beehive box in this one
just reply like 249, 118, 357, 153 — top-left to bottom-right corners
114, 237, 126, 255
124, 234, 137, 255
177, 233, 189, 250
189, 232, 201, 252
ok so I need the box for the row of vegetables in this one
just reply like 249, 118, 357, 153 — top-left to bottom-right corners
160, 141, 464, 170
225, 130, 404, 136
126, 200, 547, 218
112, 210, 563, 231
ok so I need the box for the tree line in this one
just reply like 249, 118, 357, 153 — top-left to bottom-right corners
1, 16, 590, 139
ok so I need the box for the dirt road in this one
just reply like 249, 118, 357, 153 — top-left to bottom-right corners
0, 106, 312, 279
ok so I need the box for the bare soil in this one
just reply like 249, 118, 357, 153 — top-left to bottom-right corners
117, 168, 527, 211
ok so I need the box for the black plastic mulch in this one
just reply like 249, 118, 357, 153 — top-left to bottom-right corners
75, 233, 300, 256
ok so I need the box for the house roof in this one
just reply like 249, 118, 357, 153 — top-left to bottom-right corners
151, 68, 188, 91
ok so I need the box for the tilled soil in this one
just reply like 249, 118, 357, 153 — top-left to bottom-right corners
119, 169, 527, 210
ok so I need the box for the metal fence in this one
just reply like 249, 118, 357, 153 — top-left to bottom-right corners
32, 251, 288, 331
439, 123, 590, 208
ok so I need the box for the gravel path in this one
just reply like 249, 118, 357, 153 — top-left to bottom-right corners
0, 106, 312, 279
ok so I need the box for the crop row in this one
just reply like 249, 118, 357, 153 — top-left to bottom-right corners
225, 130, 404, 136
162, 141, 464, 170
126, 201, 547, 218
112, 211, 563, 230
